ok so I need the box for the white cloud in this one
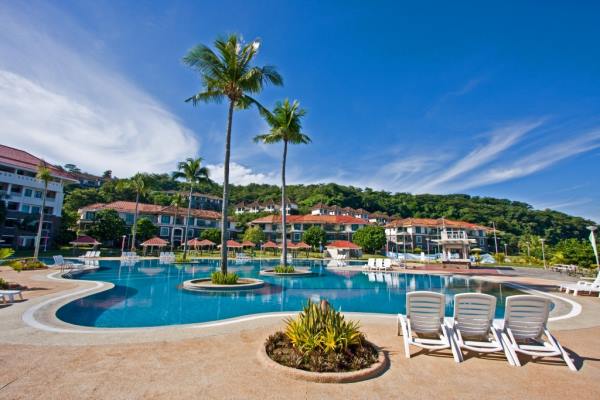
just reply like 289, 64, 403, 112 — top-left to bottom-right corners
0, 3, 199, 177
207, 162, 279, 185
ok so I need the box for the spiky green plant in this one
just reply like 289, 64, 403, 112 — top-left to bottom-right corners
211, 271, 239, 284
274, 264, 295, 273
284, 300, 362, 355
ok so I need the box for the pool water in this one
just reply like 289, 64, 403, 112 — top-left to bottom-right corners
55, 259, 521, 328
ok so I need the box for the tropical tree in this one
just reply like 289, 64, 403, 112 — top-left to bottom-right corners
352, 226, 386, 254
172, 158, 209, 260
135, 217, 157, 242
87, 209, 126, 243
129, 173, 149, 250
303, 226, 327, 250
200, 228, 221, 244
254, 100, 310, 267
243, 226, 266, 244
183, 34, 283, 274
169, 193, 185, 251
33, 164, 51, 259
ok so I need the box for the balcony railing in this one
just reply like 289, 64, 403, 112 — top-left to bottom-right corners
440, 231, 469, 240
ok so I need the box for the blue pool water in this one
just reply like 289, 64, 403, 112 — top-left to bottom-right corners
55, 259, 521, 328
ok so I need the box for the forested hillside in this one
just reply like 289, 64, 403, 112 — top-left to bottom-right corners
59, 174, 595, 248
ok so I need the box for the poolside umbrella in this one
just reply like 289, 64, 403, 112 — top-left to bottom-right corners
70, 235, 101, 256
295, 241, 312, 257
218, 239, 243, 254
70, 235, 101, 247
262, 240, 278, 254
195, 239, 216, 255
140, 237, 168, 256
242, 240, 256, 248
326, 240, 362, 258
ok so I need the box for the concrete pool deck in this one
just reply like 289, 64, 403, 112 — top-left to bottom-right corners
1, 264, 600, 399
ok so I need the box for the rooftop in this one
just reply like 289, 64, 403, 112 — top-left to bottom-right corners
79, 201, 222, 219
386, 217, 490, 231
0, 144, 77, 181
250, 214, 370, 225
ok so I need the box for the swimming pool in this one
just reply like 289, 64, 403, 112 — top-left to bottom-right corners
55, 259, 521, 328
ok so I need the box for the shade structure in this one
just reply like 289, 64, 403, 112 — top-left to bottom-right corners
140, 237, 168, 247
294, 241, 311, 249
196, 239, 216, 247
326, 240, 361, 250
69, 235, 101, 246
277, 240, 297, 249
241, 240, 256, 248
217, 239, 243, 248
261, 241, 278, 249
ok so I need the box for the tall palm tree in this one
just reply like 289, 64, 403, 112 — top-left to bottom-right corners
254, 99, 310, 267
33, 163, 51, 259
183, 34, 283, 274
169, 193, 185, 251
129, 173, 149, 251
172, 158, 209, 260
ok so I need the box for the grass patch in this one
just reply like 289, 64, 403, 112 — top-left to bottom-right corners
265, 300, 377, 373
211, 271, 239, 284
273, 264, 295, 273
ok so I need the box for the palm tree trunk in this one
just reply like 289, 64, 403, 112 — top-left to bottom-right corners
220, 100, 234, 274
33, 181, 48, 259
183, 185, 193, 260
170, 206, 178, 252
281, 140, 288, 267
131, 192, 139, 251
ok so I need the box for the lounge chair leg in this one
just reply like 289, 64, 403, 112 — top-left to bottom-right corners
399, 316, 411, 358
501, 332, 521, 367
547, 331, 577, 372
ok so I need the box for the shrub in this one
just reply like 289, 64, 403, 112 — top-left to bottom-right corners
0, 277, 9, 289
265, 299, 377, 372
352, 226, 386, 254
285, 300, 362, 354
211, 271, 239, 284
5, 259, 47, 272
274, 264, 295, 273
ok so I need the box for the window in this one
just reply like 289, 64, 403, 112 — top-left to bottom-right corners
31, 206, 40, 215
351, 224, 359, 231
24, 188, 33, 197
259, 224, 265, 230
125, 213, 134, 224
10, 185, 22, 194
415, 227, 422, 234
188, 229, 194, 237
20, 204, 30, 213
4, 218, 18, 228
35, 191, 42, 198
479, 238, 485, 246
416, 236, 422, 244
46, 191, 56, 199
160, 227, 170, 237
293, 224, 301, 230
160, 215, 170, 224
44, 206, 53, 214
7, 202, 19, 211
187, 217, 195, 226
294, 233, 301, 241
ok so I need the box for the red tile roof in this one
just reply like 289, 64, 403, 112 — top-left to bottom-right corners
69, 235, 101, 245
0, 144, 77, 181
250, 214, 369, 225
326, 240, 361, 249
79, 201, 221, 219
140, 237, 168, 246
386, 218, 490, 231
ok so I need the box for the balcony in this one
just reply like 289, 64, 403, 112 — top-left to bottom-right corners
0, 171, 63, 191
440, 230, 469, 240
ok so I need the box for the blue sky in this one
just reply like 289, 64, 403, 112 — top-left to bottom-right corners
0, 1, 599, 222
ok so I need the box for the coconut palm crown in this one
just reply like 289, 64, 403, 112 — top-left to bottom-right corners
183, 34, 283, 273
254, 99, 310, 266
172, 158, 209, 260
129, 173, 149, 251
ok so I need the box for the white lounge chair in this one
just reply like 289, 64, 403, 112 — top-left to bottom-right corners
560, 270, 600, 297
375, 258, 384, 271
364, 258, 376, 271
52, 255, 83, 271
398, 291, 461, 362
80, 251, 91, 258
500, 295, 577, 371
449, 293, 514, 364
381, 259, 392, 271
0, 289, 23, 304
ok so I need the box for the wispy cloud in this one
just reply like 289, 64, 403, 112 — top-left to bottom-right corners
417, 120, 542, 192
0, 3, 198, 177
426, 77, 486, 117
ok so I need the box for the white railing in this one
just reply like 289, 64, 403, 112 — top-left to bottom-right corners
0, 171, 63, 191
440, 230, 469, 240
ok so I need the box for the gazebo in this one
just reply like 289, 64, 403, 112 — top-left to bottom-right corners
326, 240, 362, 258
294, 241, 312, 257
70, 235, 101, 256
261, 240, 278, 254
140, 237, 168, 256
194, 239, 216, 254
217, 240, 243, 255
241, 240, 256, 248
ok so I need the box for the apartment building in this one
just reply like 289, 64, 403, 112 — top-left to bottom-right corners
384, 218, 490, 254
234, 199, 298, 215
249, 214, 370, 243
311, 203, 389, 225
0, 145, 77, 248
77, 201, 237, 246
163, 191, 223, 211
